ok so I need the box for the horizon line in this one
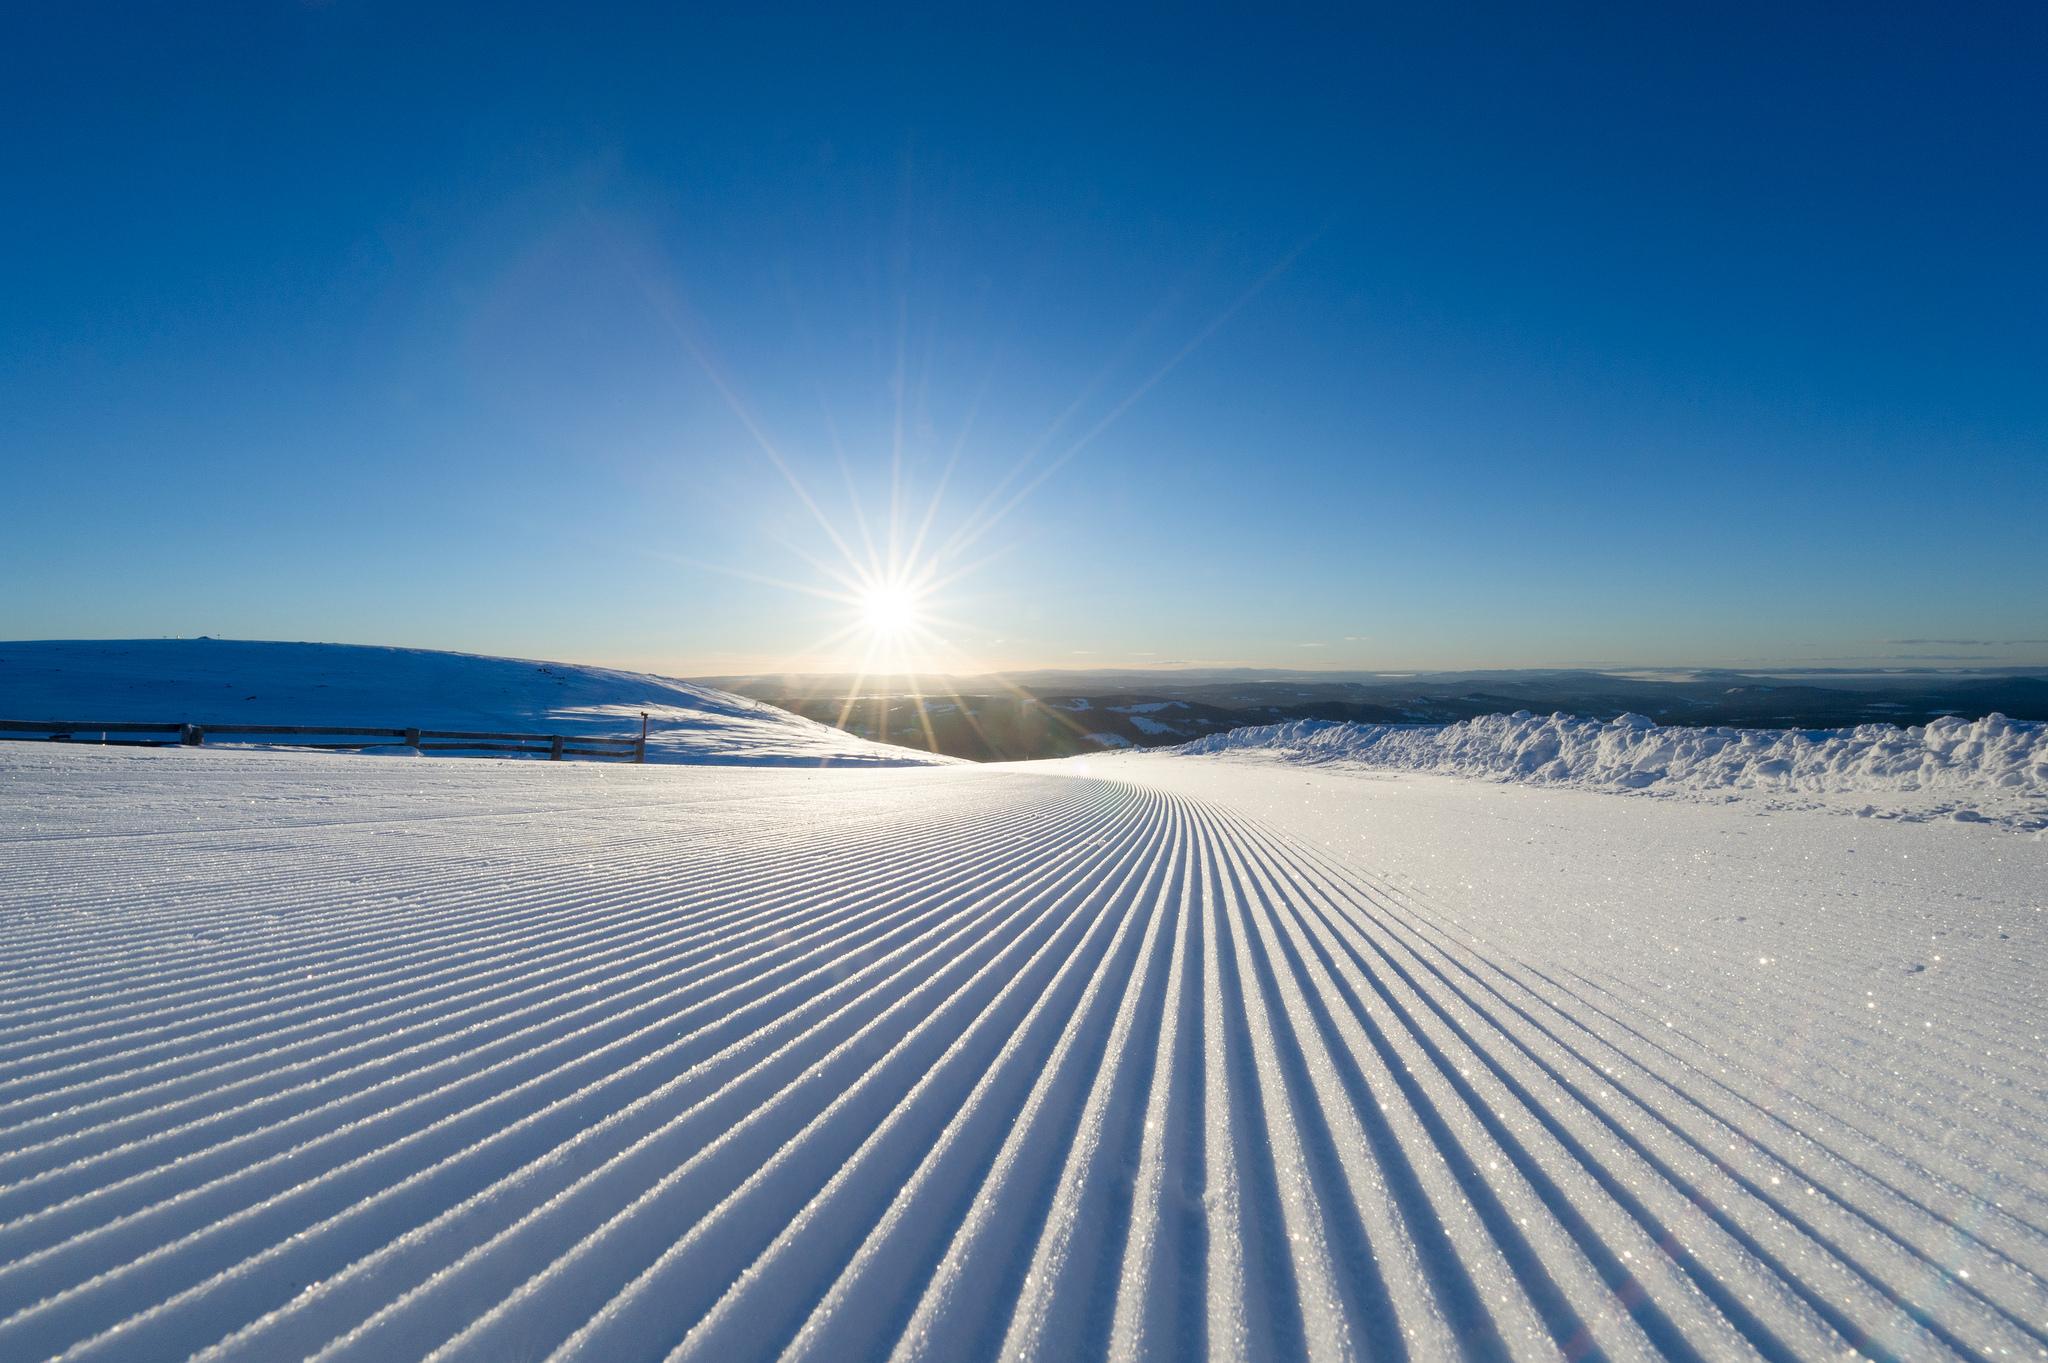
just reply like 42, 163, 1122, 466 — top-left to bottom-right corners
6, 636, 2047, 680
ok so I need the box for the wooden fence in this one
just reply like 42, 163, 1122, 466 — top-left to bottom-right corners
0, 719, 648, 762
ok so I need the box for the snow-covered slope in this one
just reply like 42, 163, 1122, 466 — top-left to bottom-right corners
0, 639, 949, 766
1168, 711, 2048, 827
2, 742, 2042, 1361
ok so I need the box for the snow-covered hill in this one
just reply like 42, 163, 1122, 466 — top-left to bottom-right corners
1166, 710, 2048, 827
0, 639, 951, 767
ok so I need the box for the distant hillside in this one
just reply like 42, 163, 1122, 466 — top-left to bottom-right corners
0, 639, 954, 767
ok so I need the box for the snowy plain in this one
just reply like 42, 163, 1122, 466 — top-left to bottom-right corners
3, 733, 2043, 1362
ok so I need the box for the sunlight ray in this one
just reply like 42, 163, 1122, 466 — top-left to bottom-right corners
595, 225, 871, 577
636, 550, 866, 608
819, 395, 886, 584
935, 290, 1180, 566
942, 233, 1322, 567
901, 360, 994, 575
901, 670, 942, 755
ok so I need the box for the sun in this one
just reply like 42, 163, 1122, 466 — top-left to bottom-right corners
858, 581, 920, 636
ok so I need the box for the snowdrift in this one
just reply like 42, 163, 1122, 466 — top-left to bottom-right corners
0, 638, 951, 766
1169, 710, 2047, 812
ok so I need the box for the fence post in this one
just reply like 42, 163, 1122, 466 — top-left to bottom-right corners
181, 724, 205, 747
637, 711, 648, 764
549, 736, 565, 761
403, 728, 421, 748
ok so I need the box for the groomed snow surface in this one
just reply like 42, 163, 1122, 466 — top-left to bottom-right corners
1170, 711, 2048, 830
3, 741, 2045, 1361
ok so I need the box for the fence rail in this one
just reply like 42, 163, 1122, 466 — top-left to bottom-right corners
0, 718, 648, 763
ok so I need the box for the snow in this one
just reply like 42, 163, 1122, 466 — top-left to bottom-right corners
1169, 710, 2048, 828
1127, 715, 1183, 737
1085, 731, 1133, 748
1108, 702, 1185, 715
2, 722, 2044, 1360
0, 639, 951, 767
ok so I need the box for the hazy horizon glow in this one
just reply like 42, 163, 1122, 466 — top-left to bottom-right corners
3, 7, 2043, 672
4, 630, 2046, 684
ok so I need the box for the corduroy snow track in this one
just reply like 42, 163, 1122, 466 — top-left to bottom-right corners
1, 745, 2043, 1362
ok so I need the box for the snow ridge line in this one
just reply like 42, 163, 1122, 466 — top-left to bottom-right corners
1165, 711, 2048, 819
1, 760, 2039, 1361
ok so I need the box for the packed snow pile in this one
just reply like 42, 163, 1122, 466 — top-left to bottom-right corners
1170, 710, 2048, 821
0, 638, 952, 766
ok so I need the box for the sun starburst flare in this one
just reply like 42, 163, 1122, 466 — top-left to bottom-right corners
856, 579, 921, 637
620, 225, 1316, 757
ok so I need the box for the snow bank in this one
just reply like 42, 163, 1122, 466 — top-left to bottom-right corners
0, 638, 952, 766
1170, 710, 2048, 808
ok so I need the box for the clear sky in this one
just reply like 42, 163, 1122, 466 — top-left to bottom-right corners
4, 4, 2044, 676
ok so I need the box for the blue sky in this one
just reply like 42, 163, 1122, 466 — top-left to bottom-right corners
4, 4, 2044, 674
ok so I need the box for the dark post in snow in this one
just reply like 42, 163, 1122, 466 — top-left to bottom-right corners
549, 736, 565, 761
637, 711, 648, 764
180, 724, 204, 746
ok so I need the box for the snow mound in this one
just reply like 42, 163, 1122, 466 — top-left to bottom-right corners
1169, 710, 2048, 820
0, 638, 952, 767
